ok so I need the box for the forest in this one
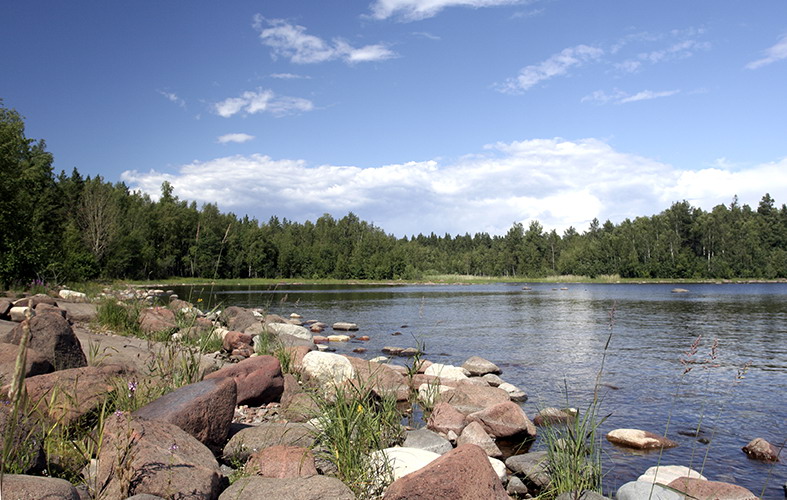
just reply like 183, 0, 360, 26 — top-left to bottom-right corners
2, 102, 787, 288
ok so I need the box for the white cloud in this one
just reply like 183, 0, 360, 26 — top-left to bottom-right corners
369, 0, 524, 21
157, 90, 186, 108
254, 15, 396, 64
120, 137, 786, 237
217, 133, 255, 144
637, 39, 711, 64
270, 73, 311, 79
746, 33, 787, 69
497, 45, 604, 94
213, 89, 314, 118
584, 88, 680, 104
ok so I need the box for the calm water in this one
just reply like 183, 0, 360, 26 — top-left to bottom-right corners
173, 282, 786, 498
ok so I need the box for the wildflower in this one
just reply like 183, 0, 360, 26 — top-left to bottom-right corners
357, 404, 364, 414
170, 442, 179, 453
197, 298, 203, 303
128, 379, 138, 397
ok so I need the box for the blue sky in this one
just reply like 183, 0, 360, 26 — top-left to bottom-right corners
3, 0, 787, 236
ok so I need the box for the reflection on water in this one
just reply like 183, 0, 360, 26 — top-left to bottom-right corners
172, 282, 787, 497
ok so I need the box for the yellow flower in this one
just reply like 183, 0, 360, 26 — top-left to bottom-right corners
357, 404, 364, 414
197, 298, 203, 303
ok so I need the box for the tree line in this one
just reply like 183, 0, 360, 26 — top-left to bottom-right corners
2, 101, 786, 288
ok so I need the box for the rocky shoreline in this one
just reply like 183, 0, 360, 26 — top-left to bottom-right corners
0, 289, 780, 499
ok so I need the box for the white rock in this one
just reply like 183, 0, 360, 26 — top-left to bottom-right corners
637, 465, 708, 485
301, 351, 355, 386
488, 456, 507, 482
498, 382, 527, 401
332, 322, 359, 331
424, 363, 469, 381
265, 322, 312, 341
58, 289, 87, 302
372, 447, 440, 480
369, 356, 389, 363
417, 383, 452, 407
326, 334, 351, 342
213, 327, 230, 340
617, 481, 682, 500
9, 306, 34, 322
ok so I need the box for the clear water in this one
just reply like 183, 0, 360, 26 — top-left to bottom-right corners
173, 282, 787, 498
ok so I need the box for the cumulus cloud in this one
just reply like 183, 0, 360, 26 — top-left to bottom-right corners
497, 45, 604, 94
217, 133, 255, 144
254, 15, 396, 64
368, 0, 524, 21
119, 137, 787, 237
213, 89, 314, 118
746, 33, 787, 69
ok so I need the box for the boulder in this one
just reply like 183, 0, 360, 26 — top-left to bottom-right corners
498, 381, 527, 401
95, 413, 222, 500
667, 477, 758, 500
0, 298, 12, 318
505, 451, 551, 489
138, 307, 177, 335
56, 301, 97, 322
14, 294, 58, 308
403, 428, 454, 455
457, 420, 502, 458
246, 445, 318, 478
34, 302, 67, 318
280, 374, 318, 422
533, 407, 575, 426
438, 381, 511, 414
373, 447, 441, 481
424, 362, 469, 381
507, 476, 529, 496
204, 355, 283, 406
58, 289, 88, 302
327, 334, 351, 342
133, 376, 237, 449
742, 437, 781, 461
9, 306, 33, 322
222, 330, 254, 351
382, 444, 509, 500
466, 401, 537, 440
606, 428, 678, 450
0, 404, 45, 473
19, 364, 129, 426
301, 351, 355, 388
637, 465, 707, 484
220, 306, 258, 332
332, 322, 358, 331
462, 356, 501, 376
482, 373, 505, 387
0, 475, 80, 499
0, 342, 53, 381
343, 355, 409, 401
616, 481, 682, 500
220, 475, 355, 500
224, 423, 316, 463
265, 322, 312, 341
427, 402, 468, 436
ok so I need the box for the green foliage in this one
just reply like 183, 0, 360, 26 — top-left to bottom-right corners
309, 381, 403, 498
3, 100, 787, 285
95, 299, 141, 336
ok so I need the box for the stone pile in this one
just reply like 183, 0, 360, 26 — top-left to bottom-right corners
0, 290, 772, 499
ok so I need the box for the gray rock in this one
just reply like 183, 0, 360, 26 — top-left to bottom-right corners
482, 373, 505, 387
0, 313, 87, 370
403, 427, 454, 455
505, 451, 551, 489
223, 423, 315, 462
506, 475, 529, 496
616, 481, 682, 500
462, 355, 501, 376
220, 475, 355, 500
0, 475, 80, 499
266, 322, 313, 341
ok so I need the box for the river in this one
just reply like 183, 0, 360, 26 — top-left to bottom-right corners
171, 282, 786, 498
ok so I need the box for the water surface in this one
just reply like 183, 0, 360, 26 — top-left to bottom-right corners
173, 282, 786, 497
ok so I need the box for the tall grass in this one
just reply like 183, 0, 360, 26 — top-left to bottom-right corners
309, 379, 403, 498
